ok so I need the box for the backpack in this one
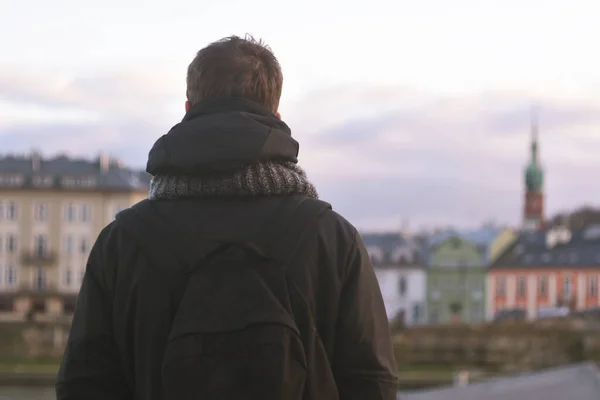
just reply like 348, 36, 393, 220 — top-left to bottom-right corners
116, 196, 339, 400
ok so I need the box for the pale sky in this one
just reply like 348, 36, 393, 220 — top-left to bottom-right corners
1, 0, 600, 230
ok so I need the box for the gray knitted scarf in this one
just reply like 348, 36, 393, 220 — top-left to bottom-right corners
148, 161, 318, 200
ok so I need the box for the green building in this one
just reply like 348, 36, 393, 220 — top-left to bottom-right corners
426, 228, 515, 324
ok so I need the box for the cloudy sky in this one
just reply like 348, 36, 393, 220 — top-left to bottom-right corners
1, 0, 599, 231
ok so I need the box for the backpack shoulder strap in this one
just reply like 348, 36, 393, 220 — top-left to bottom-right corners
115, 197, 332, 271
264, 197, 332, 266
115, 200, 224, 274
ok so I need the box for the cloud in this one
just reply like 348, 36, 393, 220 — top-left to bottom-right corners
0, 67, 183, 115
2, 70, 600, 230
0, 67, 183, 165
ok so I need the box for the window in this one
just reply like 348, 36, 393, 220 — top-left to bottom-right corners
7, 235, 17, 253
0, 296, 13, 312
589, 276, 597, 297
429, 307, 439, 324
459, 278, 467, 292
80, 237, 89, 254
79, 269, 85, 283
64, 268, 73, 286
6, 202, 17, 220
64, 235, 73, 255
471, 288, 483, 301
34, 203, 48, 221
63, 298, 76, 314
470, 306, 483, 321
538, 276, 548, 296
6, 265, 17, 285
34, 266, 46, 290
32, 175, 53, 187
35, 235, 48, 256
0, 202, 3, 219
496, 277, 506, 296
398, 276, 407, 296
517, 276, 527, 297
81, 204, 91, 222
563, 276, 572, 299
65, 204, 76, 222
412, 303, 422, 324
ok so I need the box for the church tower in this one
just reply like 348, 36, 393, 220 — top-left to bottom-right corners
522, 108, 545, 231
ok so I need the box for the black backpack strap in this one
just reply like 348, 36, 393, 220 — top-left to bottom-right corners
116, 196, 331, 269
115, 199, 225, 274
265, 197, 332, 265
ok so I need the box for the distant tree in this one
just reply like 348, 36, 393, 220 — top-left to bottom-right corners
549, 206, 600, 230
449, 302, 463, 315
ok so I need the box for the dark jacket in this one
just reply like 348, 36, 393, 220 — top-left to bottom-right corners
56, 98, 398, 399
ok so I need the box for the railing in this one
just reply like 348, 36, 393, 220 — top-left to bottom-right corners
17, 283, 60, 295
20, 250, 58, 265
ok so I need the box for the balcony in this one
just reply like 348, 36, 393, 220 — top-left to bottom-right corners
17, 283, 60, 298
20, 250, 58, 266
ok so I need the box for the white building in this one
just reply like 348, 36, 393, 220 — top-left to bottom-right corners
362, 233, 426, 325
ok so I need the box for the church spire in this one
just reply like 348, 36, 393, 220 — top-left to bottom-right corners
530, 106, 539, 164
522, 105, 545, 231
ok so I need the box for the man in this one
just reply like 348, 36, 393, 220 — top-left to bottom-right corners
56, 35, 398, 400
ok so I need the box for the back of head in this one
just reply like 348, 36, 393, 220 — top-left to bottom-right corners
186, 34, 283, 113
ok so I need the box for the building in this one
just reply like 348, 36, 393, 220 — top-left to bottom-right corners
0, 151, 150, 320
488, 225, 600, 319
362, 232, 426, 326
426, 227, 515, 324
522, 109, 545, 231
397, 362, 600, 400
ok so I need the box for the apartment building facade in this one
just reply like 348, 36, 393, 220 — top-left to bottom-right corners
488, 225, 600, 320
0, 152, 149, 320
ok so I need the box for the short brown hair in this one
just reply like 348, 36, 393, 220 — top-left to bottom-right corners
186, 34, 283, 112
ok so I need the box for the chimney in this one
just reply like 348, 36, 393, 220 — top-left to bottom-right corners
99, 152, 110, 174
31, 150, 42, 172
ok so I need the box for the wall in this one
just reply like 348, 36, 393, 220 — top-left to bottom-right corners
0, 321, 69, 360
393, 318, 600, 373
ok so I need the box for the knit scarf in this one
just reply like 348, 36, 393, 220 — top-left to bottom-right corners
148, 161, 318, 200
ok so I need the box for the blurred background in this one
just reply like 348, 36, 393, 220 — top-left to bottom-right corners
1, 0, 600, 398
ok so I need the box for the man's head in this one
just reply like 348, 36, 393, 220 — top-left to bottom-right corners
186, 35, 283, 118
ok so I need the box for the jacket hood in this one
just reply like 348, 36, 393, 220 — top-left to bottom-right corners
146, 97, 299, 176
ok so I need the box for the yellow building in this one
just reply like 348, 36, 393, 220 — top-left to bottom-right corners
0, 151, 149, 320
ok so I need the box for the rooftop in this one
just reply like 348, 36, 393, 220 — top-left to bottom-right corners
492, 225, 600, 268
398, 362, 600, 400
426, 227, 506, 266
0, 152, 150, 192
360, 232, 422, 267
